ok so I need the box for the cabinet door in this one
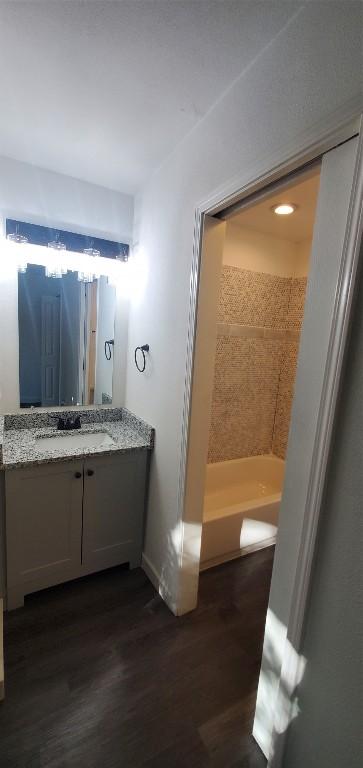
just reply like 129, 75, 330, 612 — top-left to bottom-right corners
82, 452, 147, 573
6, 460, 83, 607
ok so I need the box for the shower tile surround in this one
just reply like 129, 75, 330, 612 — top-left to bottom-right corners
0, 407, 154, 469
217, 267, 292, 328
208, 265, 307, 462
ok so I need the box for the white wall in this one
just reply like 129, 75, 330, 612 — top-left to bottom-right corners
0, 155, 133, 240
125, 0, 361, 610
223, 222, 310, 277
295, 239, 312, 277
0, 156, 133, 413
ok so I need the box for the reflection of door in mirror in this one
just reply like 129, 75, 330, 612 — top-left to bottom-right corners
41, 295, 61, 407
18, 266, 116, 408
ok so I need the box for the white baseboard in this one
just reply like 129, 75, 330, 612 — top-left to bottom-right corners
141, 553, 178, 616
141, 553, 160, 592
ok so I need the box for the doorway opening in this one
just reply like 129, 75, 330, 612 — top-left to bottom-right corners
200, 165, 321, 571
181, 131, 361, 764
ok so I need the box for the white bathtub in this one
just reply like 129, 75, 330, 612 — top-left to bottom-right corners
200, 454, 285, 570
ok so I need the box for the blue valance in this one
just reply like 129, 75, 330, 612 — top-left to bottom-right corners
6, 219, 129, 261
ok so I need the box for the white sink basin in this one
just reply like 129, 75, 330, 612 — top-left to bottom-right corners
35, 431, 115, 451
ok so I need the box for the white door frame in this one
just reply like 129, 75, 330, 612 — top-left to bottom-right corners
178, 114, 362, 761
268, 134, 363, 766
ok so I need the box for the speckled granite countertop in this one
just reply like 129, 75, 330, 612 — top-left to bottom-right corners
0, 407, 154, 470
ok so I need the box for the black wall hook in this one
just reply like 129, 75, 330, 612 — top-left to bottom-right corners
134, 344, 149, 372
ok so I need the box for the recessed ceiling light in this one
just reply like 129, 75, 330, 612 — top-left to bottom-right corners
272, 203, 297, 215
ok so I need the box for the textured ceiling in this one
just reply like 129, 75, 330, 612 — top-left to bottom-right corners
0, 1, 301, 192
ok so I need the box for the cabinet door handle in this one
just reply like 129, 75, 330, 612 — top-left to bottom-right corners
86, 469, 94, 477
74, 471, 82, 479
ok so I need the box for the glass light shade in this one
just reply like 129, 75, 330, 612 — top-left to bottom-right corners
7, 232, 29, 244
48, 239, 66, 251
47, 237, 67, 276
6, 229, 29, 272
272, 203, 297, 215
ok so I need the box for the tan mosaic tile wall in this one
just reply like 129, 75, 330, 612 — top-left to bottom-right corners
272, 277, 307, 458
286, 277, 307, 329
217, 266, 291, 328
208, 267, 307, 463
208, 336, 283, 462
272, 342, 299, 459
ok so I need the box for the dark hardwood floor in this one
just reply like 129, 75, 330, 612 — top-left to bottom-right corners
0, 548, 273, 767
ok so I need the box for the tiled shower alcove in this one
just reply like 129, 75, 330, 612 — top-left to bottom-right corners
208, 265, 307, 463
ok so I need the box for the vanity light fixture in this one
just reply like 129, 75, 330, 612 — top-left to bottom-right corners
47, 232, 67, 277
271, 203, 297, 215
83, 240, 101, 258
7, 223, 29, 244
48, 232, 66, 251
7, 225, 29, 273
81, 242, 100, 280
4, 235, 127, 288
7, 225, 28, 272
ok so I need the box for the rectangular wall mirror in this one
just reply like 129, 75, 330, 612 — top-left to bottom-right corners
18, 265, 116, 408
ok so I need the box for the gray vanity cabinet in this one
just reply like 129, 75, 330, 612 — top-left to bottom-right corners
5, 451, 148, 610
6, 460, 84, 610
82, 452, 147, 573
